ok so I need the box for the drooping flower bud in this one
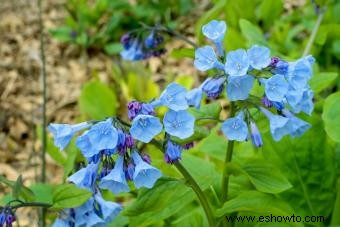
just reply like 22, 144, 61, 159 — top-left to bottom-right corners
250, 122, 263, 147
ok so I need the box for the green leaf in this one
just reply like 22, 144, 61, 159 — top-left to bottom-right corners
216, 191, 302, 227
189, 102, 222, 123
170, 48, 194, 59
174, 75, 194, 90
123, 178, 195, 226
63, 139, 80, 178
256, 0, 283, 28
52, 184, 92, 209
104, 42, 123, 55
240, 158, 292, 194
322, 92, 340, 142
239, 19, 267, 46
310, 72, 338, 93
262, 116, 336, 217
181, 152, 221, 189
30, 184, 53, 204
194, 125, 227, 161
79, 80, 117, 120
49, 26, 73, 42
11, 175, 35, 202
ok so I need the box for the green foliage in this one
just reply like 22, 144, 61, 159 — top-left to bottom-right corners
322, 92, 340, 142
52, 184, 92, 209
79, 79, 117, 119
50, 0, 194, 53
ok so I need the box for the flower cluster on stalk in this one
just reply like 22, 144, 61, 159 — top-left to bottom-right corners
48, 19, 315, 226
193, 20, 314, 146
120, 28, 166, 61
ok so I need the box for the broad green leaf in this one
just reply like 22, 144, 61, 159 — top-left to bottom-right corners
256, 0, 283, 28
63, 139, 80, 178
181, 152, 221, 189
170, 48, 194, 59
104, 42, 123, 55
262, 116, 336, 217
108, 214, 129, 227
123, 178, 195, 226
240, 158, 292, 194
30, 183, 53, 204
52, 184, 92, 209
310, 72, 338, 93
79, 80, 117, 120
194, 125, 227, 161
9, 175, 35, 202
189, 102, 222, 123
170, 206, 206, 227
216, 191, 302, 227
175, 75, 194, 90
322, 92, 340, 142
239, 19, 267, 46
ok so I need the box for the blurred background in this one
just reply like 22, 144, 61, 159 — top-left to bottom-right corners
0, 0, 339, 226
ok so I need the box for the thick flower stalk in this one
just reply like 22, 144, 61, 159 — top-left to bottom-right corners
47, 19, 315, 227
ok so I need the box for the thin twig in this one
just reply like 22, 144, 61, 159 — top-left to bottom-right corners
302, 9, 325, 57
37, 0, 47, 225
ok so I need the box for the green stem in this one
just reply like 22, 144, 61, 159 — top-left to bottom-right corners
160, 26, 198, 48
11, 202, 52, 210
221, 102, 236, 202
174, 162, 216, 227
292, 153, 317, 217
331, 178, 340, 225
151, 139, 216, 227
38, 0, 47, 225
221, 102, 236, 227
302, 9, 325, 57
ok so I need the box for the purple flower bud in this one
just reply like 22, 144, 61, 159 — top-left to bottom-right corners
202, 77, 226, 99
127, 101, 155, 120
141, 153, 151, 164
120, 33, 132, 49
6, 214, 16, 226
127, 101, 142, 121
250, 122, 263, 147
261, 96, 273, 108
164, 141, 182, 164
125, 162, 135, 181
125, 134, 135, 148
183, 142, 194, 150
269, 57, 280, 67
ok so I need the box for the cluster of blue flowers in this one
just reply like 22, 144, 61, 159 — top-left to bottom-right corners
0, 208, 15, 227
48, 19, 315, 226
192, 20, 314, 146
120, 29, 166, 61
48, 118, 162, 226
